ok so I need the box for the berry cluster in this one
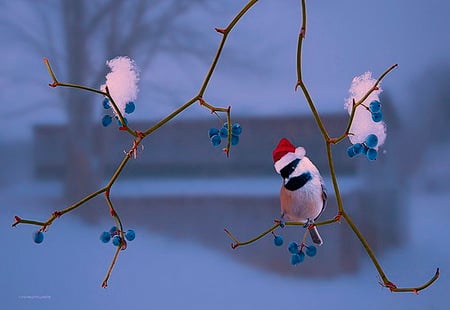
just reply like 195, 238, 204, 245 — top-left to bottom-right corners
346, 100, 384, 161
272, 234, 317, 265
101, 98, 135, 127
347, 133, 379, 160
288, 241, 317, 265
100, 226, 136, 246
208, 122, 242, 147
368, 100, 383, 123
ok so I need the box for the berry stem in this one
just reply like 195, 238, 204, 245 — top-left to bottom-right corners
197, 99, 233, 156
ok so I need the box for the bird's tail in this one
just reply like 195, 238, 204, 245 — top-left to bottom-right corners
309, 225, 323, 245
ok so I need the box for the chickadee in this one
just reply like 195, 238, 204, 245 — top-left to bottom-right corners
272, 138, 327, 245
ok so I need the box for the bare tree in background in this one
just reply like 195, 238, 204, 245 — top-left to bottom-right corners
2, 0, 212, 202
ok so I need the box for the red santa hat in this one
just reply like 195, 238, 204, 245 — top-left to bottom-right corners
272, 138, 306, 173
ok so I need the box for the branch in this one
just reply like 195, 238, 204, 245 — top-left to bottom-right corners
14, 0, 261, 287
224, 0, 439, 294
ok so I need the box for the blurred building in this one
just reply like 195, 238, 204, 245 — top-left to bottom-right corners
33, 114, 404, 276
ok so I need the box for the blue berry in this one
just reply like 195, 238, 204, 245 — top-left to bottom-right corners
112, 235, 122, 247
109, 226, 118, 235
100, 231, 111, 243
219, 127, 228, 139
353, 143, 364, 155
290, 251, 305, 265
208, 128, 219, 138
273, 235, 284, 247
371, 111, 383, 123
362, 144, 369, 155
365, 134, 378, 148
305, 245, 317, 257
288, 241, 299, 254
125, 229, 136, 241
102, 115, 112, 127
33, 231, 44, 244
347, 145, 358, 158
103, 98, 111, 109
231, 123, 242, 136
369, 100, 381, 113
366, 148, 378, 161
210, 134, 221, 147
125, 101, 135, 114
231, 134, 240, 146
347, 144, 364, 158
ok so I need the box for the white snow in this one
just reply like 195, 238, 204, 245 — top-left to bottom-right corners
344, 72, 386, 148
100, 56, 140, 116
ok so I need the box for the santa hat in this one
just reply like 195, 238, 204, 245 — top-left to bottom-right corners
273, 138, 306, 173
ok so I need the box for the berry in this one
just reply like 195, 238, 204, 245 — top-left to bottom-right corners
273, 235, 284, 247
109, 226, 118, 235
369, 100, 381, 113
100, 231, 111, 243
125, 101, 135, 114
365, 134, 378, 148
208, 128, 219, 138
231, 134, 240, 146
371, 111, 383, 123
353, 143, 364, 155
102, 115, 112, 127
362, 144, 369, 155
219, 126, 228, 139
210, 134, 221, 147
366, 148, 378, 161
347, 145, 358, 158
112, 235, 122, 247
290, 251, 305, 265
125, 229, 136, 241
305, 245, 317, 257
288, 241, 299, 254
231, 123, 242, 136
103, 98, 111, 109
33, 231, 44, 244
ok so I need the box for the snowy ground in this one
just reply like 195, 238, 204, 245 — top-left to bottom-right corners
1, 172, 449, 309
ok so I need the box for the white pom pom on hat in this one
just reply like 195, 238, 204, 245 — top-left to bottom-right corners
273, 138, 306, 173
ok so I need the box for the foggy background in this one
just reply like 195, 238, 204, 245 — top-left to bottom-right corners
1, 0, 449, 309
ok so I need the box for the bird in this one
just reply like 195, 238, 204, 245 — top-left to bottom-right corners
272, 138, 327, 245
